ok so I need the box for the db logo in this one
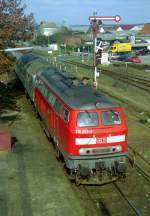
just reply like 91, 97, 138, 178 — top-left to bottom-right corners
97, 137, 106, 144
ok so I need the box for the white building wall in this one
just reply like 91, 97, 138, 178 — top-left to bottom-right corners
43, 28, 57, 36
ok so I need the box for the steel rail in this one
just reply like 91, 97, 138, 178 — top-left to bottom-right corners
63, 60, 150, 83
82, 185, 99, 210
134, 163, 150, 183
102, 70, 150, 92
128, 145, 150, 166
102, 69, 150, 87
83, 182, 142, 216
128, 145, 150, 183
113, 182, 141, 216
62, 60, 150, 92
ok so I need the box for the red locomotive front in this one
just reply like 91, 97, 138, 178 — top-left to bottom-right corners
59, 106, 128, 184
66, 107, 127, 156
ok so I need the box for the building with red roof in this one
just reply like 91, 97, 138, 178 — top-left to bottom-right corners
117, 25, 135, 32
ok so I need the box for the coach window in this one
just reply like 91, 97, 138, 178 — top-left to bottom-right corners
77, 112, 98, 127
38, 79, 43, 92
48, 92, 53, 105
54, 99, 62, 113
41, 85, 45, 96
51, 95, 56, 107
43, 87, 48, 98
62, 108, 69, 122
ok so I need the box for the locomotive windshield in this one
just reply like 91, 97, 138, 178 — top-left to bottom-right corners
101, 111, 121, 126
77, 112, 98, 127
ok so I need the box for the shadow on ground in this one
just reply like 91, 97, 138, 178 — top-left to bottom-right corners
0, 80, 24, 113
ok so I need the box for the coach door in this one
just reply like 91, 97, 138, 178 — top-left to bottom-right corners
46, 92, 56, 135
53, 99, 63, 141
59, 107, 69, 150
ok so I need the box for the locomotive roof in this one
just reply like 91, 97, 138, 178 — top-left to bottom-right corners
19, 54, 40, 65
40, 67, 119, 110
26, 58, 49, 76
18, 54, 49, 76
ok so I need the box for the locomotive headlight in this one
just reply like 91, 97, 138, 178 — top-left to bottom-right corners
79, 148, 91, 155
79, 148, 85, 155
115, 145, 122, 152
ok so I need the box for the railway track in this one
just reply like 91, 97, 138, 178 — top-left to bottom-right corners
61, 60, 150, 93
80, 157, 150, 216
75, 147, 150, 216
82, 181, 142, 216
53, 144, 149, 216
128, 145, 150, 183
112, 182, 141, 216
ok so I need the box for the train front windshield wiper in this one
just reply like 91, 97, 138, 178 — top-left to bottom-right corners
109, 109, 119, 117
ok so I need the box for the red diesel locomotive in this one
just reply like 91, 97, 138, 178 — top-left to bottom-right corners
16, 54, 128, 185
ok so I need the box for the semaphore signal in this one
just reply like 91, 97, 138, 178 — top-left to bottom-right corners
89, 15, 121, 88
89, 15, 121, 22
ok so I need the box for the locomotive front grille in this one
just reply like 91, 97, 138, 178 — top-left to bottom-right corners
79, 145, 122, 156
93, 148, 111, 154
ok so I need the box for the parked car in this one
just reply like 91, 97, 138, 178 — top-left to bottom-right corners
109, 52, 123, 60
127, 56, 141, 63
116, 53, 141, 63
109, 52, 141, 63
117, 53, 129, 61
135, 49, 149, 56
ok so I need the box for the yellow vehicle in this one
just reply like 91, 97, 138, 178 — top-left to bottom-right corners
112, 43, 132, 52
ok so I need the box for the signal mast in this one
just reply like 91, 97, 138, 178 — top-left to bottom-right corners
89, 15, 121, 88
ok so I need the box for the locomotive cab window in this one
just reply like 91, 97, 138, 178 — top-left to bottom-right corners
101, 111, 121, 126
77, 112, 98, 127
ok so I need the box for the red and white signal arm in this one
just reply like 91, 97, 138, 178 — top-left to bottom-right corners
89, 15, 121, 22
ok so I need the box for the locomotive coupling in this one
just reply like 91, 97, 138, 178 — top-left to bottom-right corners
78, 165, 90, 177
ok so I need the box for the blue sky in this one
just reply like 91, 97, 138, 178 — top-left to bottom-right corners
25, 0, 150, 25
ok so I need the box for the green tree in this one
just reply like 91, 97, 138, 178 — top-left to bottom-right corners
0, 0, 34, 47
34, 34, 48, 45
49, 26, 73, 44
0, 0, 35, 77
